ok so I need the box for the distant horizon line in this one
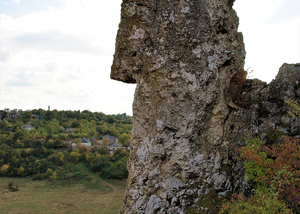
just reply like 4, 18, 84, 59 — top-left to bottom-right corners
1, 107, 132, 116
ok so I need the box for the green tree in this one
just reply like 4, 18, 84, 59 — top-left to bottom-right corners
69, 151, 80, 163
46, 168, 53, 177
12, 121, 24, 131
18, 166, 25, 175
55, 152, 64, 165
49, 171, 57, 181
71, 120, 81, 128
0, 164, 9, 175
13, 130, 26, 141
119, 133, 131, 146
23, 111, 31, 121
106, 115, 116, 124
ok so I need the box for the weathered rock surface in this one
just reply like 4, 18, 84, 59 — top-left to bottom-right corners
111, 0, 300, 213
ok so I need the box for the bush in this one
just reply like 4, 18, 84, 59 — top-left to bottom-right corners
220, 187, 292, 214
221, 136, 299, 213
97, 146, 110, 155
101, 162, 128, 179
49, 171, 57, 181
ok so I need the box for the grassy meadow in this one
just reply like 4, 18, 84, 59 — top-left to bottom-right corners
0, 176, 126, 214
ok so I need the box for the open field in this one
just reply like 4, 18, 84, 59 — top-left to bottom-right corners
0, 177, 126, 214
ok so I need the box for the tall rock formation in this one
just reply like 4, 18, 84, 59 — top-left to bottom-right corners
111, 0, 300, 213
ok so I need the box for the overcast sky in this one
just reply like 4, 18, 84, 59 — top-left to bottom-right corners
0, 0, 299, 115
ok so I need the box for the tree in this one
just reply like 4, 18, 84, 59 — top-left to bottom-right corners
55, 152, 64, 165
49, 171, 57, 181
46, 168, 53, 177
71, 120, 81, 128
102, 138, 110, 147
97, 146, 109, 155
12, 121, 23, 131
1, 164, 9, 175
119, 133, 131, 146
97, 138, 110, 155
106, 115, 116, 124
23, 111, 31, 121
13, 130, 26, 141
18, 166, 25, 175
1, 110, 7, 119
70, 151, 80, 163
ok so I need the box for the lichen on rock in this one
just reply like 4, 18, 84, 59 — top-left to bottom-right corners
111, 0, 300, 213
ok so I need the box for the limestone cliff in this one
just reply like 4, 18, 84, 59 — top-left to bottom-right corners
111, 0, 300, 213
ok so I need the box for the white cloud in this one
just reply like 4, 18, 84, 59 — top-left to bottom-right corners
0, 0, 298, 115
8, 30, 103, 55
262, 0, 300, 25
0, 49, 10, 62
6, 71, 36, 86
233, 0, 300, 83
0, 0, 136, 114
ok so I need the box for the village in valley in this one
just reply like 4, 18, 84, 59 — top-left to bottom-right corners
0, 107, 132, 180
1, 107, 131, 153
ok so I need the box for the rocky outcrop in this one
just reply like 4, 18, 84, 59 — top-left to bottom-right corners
111, 0, 300, 213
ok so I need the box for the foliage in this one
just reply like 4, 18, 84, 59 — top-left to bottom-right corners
119, 132, 131, 146
55, 152, 65, 165
221, 136, 299, 213
49, 171, 57, 181
237, 137, 271, 185
220, 186, 292, 214
224, 99, 300, 213
286, 99, 300, 118
69, 151, 80, 164
71, 120, 81, 128
0, 109, 131, 182
0, 164, 9, 175
88, 148, 129, 179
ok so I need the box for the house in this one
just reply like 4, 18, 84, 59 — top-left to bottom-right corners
102, 134, 118, 143
108, 143, 123, 154
108, 142, 122, 154
81, 138, 91, 147
7, 112, 20, 119
71, 138, 91, 150
21, 125, 34, 131
109, 142, 122, 149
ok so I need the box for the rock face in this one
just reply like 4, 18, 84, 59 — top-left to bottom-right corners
111, 0, 300, 213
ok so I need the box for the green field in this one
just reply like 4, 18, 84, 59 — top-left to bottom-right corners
0, 176, 126, 214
